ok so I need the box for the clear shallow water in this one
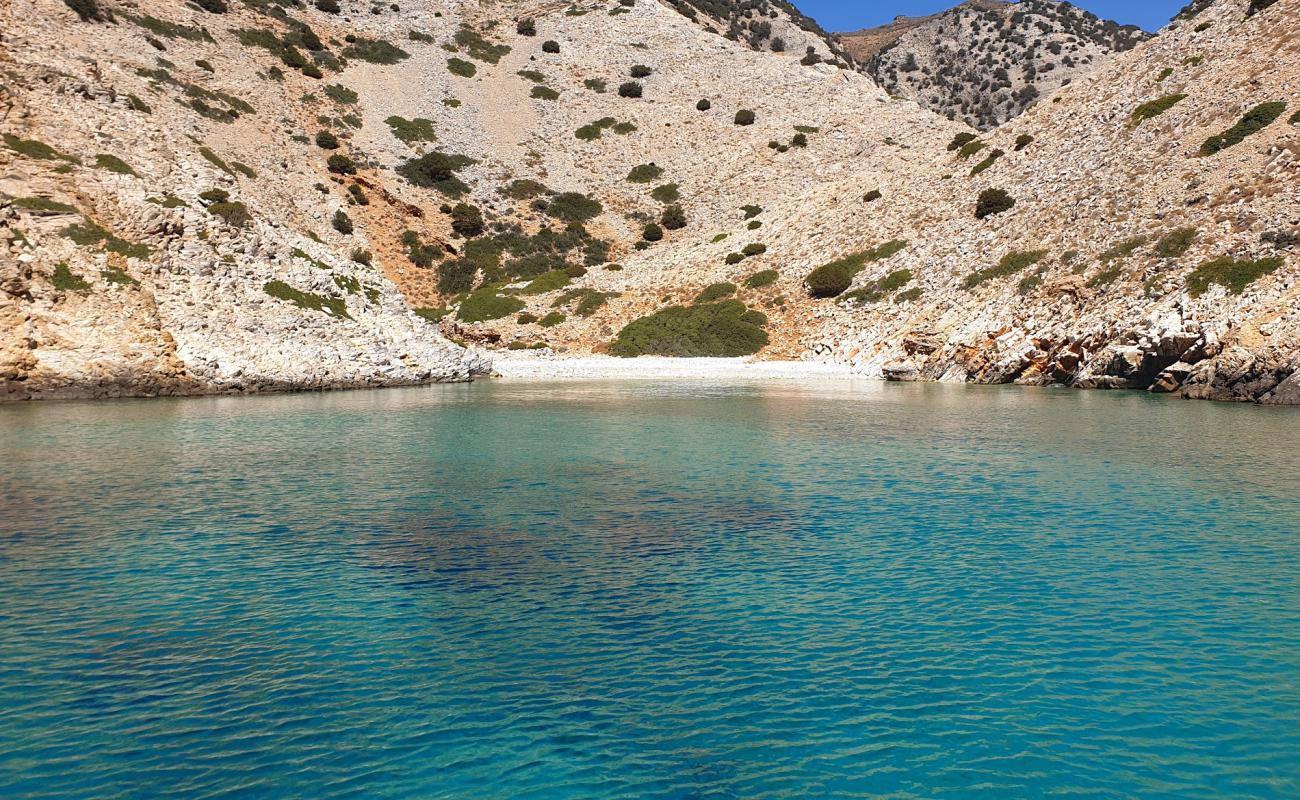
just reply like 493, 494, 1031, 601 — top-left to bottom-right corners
1, 379, 1298, 799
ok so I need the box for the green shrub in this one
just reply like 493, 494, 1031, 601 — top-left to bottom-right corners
51, 262, 90, 291
530, 85, 559, 100
539, 311, 566, 327
315, 130, 339, 149
1291, 109, 1300, 125
744, 269, 778, 288
343, 38, 409, 64
741, 242, 766, 257
1155, 67, 1173, 82
791, 133, 807, 148
542, 40, 560, 53
661, 204, 687, 230
208, 201, 252, 226
863, 189, 882, 203
725, 252, 744, 265
626, 163, 663, 183
969, 149, 1003, 176
385, 116, 437, 144
642, 223, 663, 242
584, 78, 607, 92
806, 258, 863, 297
734, 109, 755, 125
202, 188, 233, 206
630, 64, 652, 78
458, 285, 524, 321
1200, 102, 1287, 155
13, 196, 78, 213
437, 259, 476, 293
962, 249, 1047, 289
449, 203, 484, 237
741, 204, 762, 219
1088, 266, 1123, 288
957, 139, 985, 159
696, 98, 711, 111
1155, 228, 1197, 258
61, 221, 151, 258
101, 265, 139, 286
63, 0, 104, 22
1185, 256, 1283, 297
94, 154, 137, 176
414, 306, 449, 323
1130, 93, 1186, 126
517, 311, 539, 324
696, 282, 736, 302
455, 25, 511, 63
317, 0, 340, 12
348, 184, 368, 205
396, 150, 475, 196
618, 81, 643, 98
517, 69, 544, 82
975, 188, 1015, 219
264, 279, 349, 318
947, 132, 977, 151
323, 83, 358, 104
1014, 134, 1034, 151
447, 57, 476, 77
327, 153, 356, 174
519, 269, 570, 294
1099, 235, 1148, 262
332, 209, 353, 234
517, 18, 536, 35
650, 183, 679, 202
894, 287, 922, 303
545, 192, 602, 223
504, 179, 548, 199
610, 299, 767, 357
3, 133, 77, 162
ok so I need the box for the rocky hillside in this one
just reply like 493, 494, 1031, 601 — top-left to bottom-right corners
844, 0, 1149, 129
2, 0, 1298, 404
663, 0, 852, 65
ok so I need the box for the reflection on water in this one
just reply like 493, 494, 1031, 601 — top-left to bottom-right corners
1, 379, 1298, 799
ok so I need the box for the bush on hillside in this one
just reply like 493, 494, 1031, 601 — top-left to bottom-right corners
316, 130, 339, 149
542, 40, 560, 53
696, 98, 711, 111
642, 222, 663, 242
609, 299, 768, 357
626, 163, 663, 183
744, 269, 778, 288
630, 64, 652, 78
618, 81, 643, 97
1130, 93, 1187, 126
516, 18, 536, 35
1185, 256, 1282, 297
975, 188, 1015, 219
695, 282, 736, 302
1014, 134, 1034, 151
332, 209, 353, 234
1200, 101, 1287, 155
734, 109, 755, 125
458, 285, 524, 322
661, 204, 687, 230
449, 203, 484, 237
327, 153, 356, 174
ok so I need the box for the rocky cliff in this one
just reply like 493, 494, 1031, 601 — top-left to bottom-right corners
844, 0, 1149, 130
2, 0, 1297, 404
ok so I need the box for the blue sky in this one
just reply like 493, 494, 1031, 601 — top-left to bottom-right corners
805, 0, 1187, 34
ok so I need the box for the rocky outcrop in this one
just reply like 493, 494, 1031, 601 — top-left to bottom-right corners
845, 0, 1149, 130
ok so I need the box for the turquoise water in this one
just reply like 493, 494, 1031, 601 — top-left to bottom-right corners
2, 379, 1299, 799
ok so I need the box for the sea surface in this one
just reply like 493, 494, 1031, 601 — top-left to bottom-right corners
2, 379, 1298, 799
